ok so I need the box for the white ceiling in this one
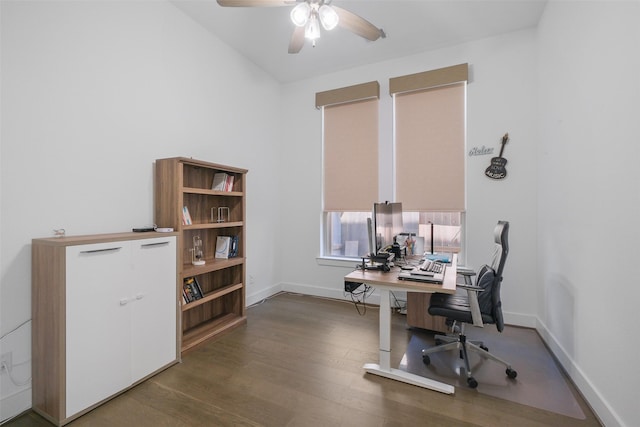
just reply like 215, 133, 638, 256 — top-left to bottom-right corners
171, 0, 547, 83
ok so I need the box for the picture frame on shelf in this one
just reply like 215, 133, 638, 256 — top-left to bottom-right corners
215, 236, 231, 259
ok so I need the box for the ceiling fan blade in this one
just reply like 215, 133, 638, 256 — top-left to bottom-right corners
217, 0, 294, 6
333, 5, 385, 41
288, 26, 305, 54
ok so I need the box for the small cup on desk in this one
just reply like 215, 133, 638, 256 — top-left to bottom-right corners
414, 236, 425, 255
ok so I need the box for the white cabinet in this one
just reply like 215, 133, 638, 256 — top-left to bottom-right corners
32, 233, 179, 426
130, 239, 179, 381
65, 242, 132, 416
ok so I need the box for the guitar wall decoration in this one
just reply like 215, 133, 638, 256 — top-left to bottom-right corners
485, 133, 510, 180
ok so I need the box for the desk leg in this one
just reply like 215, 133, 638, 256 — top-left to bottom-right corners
363, 288, 455, 394
378, 288, 392, 369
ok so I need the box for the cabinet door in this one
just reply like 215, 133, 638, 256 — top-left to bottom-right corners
65, 242, 132, 417
130, 237, 177, 382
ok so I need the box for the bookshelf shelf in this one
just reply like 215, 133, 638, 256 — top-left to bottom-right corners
182, 221, 244, 230
182, 282, 244, 311
182, 187, 244, 197
182, 256, 245, 276
155, 157, 248, 354
182, 313, 245, 352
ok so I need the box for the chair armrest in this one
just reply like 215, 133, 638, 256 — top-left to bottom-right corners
456, 267, 476, 286
458, 284, 484, 327
456, 283, 486, 292
456, 266, 476, 276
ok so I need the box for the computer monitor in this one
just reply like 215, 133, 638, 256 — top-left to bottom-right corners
372, 202, 403, 255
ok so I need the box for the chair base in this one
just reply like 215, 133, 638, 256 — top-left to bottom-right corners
421, 324, 517, 388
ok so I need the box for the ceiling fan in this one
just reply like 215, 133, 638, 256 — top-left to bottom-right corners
216, 0, 386, 53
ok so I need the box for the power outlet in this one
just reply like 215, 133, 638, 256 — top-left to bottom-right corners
0, 352, 12, 373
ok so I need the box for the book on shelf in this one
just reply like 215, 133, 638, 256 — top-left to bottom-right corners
182, 206, 192, 225
183, 276, 203, 302
215, 236, 231, 259
212, 173, 227, 191
229, 235, 239, 258
211, 173, 234, 192
225, 175, 234, 191
183, 283, 194, 303
192, 277, 204, 298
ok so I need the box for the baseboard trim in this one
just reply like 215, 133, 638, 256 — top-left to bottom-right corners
536, 318, 619, 427
279, 281, 382, 305
246, 284, 283, 307
503, 311, 537, 328
275, 282, 537, 328
0, 388, 31, 424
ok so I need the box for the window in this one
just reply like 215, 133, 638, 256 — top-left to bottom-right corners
401, 212, 462, 254
325, 211, 371, 258
325, 211, 462, 258
393, 83, 466, 211
319, 64, 468, 260
391, 63, 467, 211
322, 97, 378, 212
317, 82, 379, 258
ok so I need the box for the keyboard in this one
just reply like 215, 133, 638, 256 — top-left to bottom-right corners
419, 259, 445, 274
398, 260, 446, 283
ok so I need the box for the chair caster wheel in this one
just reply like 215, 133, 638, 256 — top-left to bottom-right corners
422, 354, 431, 365
467, 377, 478, 388
506, 368, 517, 379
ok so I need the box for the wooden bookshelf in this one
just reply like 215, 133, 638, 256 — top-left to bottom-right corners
155, 157, 248, 354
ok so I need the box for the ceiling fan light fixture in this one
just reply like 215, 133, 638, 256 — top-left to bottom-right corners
304, 13, 321, 40
217, 0, 384, 53
290, 2, 311, 27
318, 5, 339, 31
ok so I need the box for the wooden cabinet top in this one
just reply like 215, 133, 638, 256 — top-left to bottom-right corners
33, 231, 179, 246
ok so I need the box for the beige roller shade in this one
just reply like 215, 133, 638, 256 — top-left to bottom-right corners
323, 97, 379, 211
394, 82, 466, 211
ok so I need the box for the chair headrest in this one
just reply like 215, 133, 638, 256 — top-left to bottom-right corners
494, 221, 509, 253
492, 220, 509, 276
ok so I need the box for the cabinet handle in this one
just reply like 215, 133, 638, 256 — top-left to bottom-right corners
135, 293, 144, 300
140, 242, 170, 248
80, 247, 122, 254
119, 298, 129, 306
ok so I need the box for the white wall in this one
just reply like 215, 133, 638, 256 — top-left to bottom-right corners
537, 2, 640, 426
278, 30, 539, 327
0, 1, 282, 421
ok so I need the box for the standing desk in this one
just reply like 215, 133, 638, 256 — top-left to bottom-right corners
344, 255, 457, 394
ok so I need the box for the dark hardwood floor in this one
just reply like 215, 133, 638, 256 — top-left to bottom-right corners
7, 292, 601, 426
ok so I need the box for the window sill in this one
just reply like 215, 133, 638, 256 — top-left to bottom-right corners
316, 256, 361, 268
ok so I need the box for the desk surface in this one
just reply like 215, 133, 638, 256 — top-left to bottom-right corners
344, 255, 457, 295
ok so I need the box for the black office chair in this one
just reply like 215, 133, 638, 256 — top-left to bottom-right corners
421, 220, 517, 388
